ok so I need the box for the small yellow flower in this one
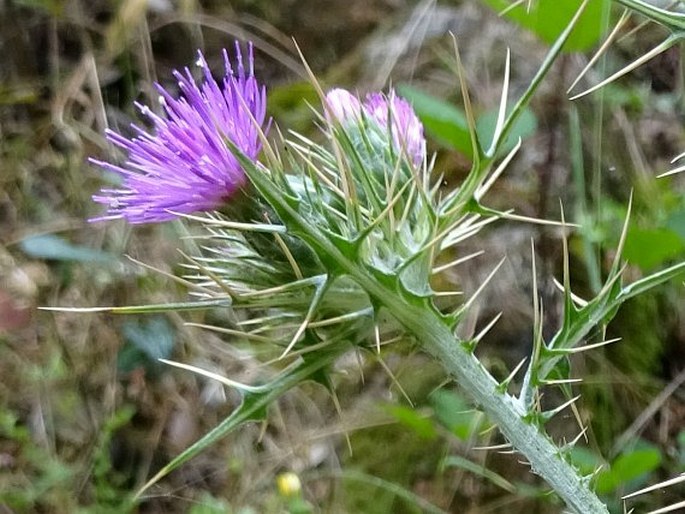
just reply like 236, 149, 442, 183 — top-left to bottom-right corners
276, 472, 302, 498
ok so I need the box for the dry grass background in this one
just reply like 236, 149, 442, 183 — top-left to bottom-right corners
1, 0, 685, 512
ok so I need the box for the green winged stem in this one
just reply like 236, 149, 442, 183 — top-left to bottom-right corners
539, 261, 685, 381
212, 5, 629, 510
236, 153, 610, 513
439, 0, 590, 218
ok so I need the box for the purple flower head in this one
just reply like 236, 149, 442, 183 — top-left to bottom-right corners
364, 91, 425, 167
324, 88, 425, 167
91, 42, 267, 224
325, 88, 362, 123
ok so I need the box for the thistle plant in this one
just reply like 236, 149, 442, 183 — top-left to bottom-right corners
76, 2, 685, 513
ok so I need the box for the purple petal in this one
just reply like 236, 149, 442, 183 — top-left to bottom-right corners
364, 90, 426, 167
324, 88, 362, 124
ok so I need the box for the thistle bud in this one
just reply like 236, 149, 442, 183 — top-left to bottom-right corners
324, 88, 362, 124
324, 88, 425, 168
364, 91, 426, 167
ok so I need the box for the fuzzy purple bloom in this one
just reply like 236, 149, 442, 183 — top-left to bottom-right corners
91, 42, 267, 224
324, 88, 426, 167
364, 91, 425, 167
325, 88, 362, 123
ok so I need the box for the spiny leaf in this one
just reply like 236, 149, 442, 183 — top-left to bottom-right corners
135, 349, 341, 497
570, 34, 681, 100
614, 0, 685, 31
40, 298, 232, 314
538, 260, 685, 384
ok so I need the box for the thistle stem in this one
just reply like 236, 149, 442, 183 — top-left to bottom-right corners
308, 238, 607, 512
244, 155, 610, 514
328, 249, 609, 512
383, 300, 609, 514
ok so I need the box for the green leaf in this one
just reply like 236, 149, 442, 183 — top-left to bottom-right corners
117, 317, 176, 375
429, 389, 480, 440
595, 446, 662, 494
384, 404, 437, 440
20, 234, 115, 263
397, 84, 473, 157
476, 107, 537, 155
442, 455, 516, 493
568, 446, 604, 476
666, 209, 685, 241
482, 0, 609, 52
623, 227, 685, 270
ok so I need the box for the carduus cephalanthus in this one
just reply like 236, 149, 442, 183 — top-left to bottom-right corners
91, 42, 268, 224
325, 88, 426, 167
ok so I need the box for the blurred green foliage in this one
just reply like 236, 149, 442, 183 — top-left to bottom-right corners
117, 316, 176, 376
571, 441, 664, 505
482, 0, 610, 51
0, 407, 135, 512
20, 234, 115, 264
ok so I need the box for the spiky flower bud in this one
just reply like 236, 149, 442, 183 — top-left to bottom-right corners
364, 91, 426, 167
324, 88, 362, 123
324, 88, 425, 167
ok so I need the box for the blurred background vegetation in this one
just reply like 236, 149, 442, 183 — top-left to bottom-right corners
1, 0, 684, 512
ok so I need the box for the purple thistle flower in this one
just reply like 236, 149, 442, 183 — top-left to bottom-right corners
91, 42, 267, 224
324, 88, 362, 123
324, 88, 426, 167
363, 91, 425, 167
